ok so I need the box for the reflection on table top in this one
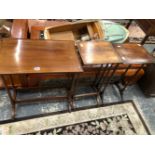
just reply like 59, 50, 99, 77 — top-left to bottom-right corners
77, 41, 122, 65
0, 39, 83, 74
113, 43, 155, 64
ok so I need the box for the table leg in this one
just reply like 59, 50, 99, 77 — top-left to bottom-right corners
114, 64, 131, 100
68, 73, 78, 111
9, 75, 17, 100
92, 64, 109, 105
91, 86, 102, 105
1, 75, 16, 119
93, 64, 109, 88
92, 64, 102, 86
99, 64, 119, 103
119, 64, 145, 100
141, 35, 149, 45
97, 64, 112, 103
126, 19, 133, 29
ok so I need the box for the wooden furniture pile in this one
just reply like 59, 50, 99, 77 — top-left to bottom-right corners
0, 19, 145, 89
0, 19, 155, 120
0, 38, 154, 120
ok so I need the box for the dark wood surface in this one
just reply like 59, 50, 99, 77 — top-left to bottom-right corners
136, 19, 155, 35
139, 64, 155, 96
11, 19, 28, 39
77, 41, 122, 65
113, 43, 155, 64
0, 39, 83, 74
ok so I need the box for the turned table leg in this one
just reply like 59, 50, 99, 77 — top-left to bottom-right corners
68, 73, 78, 111
95, 64, 119, 104
1, 75, 16, 119
116, 64, 145, 100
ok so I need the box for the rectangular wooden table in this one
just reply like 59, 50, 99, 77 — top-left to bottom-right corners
75, 41, 122, 105
113, 43, 155, 99
0, 39, 83, 119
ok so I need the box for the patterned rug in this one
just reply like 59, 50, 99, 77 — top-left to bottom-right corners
0, 101, 150, 135
29, 114, 136, 135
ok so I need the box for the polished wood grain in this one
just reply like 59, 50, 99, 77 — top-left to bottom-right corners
113, 43, 155, 64
139, 64, 155, 96
0, 39, 83, 74
77, 41, 122, 65
11, 19, 28, 39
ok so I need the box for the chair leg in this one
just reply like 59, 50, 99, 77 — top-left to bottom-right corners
141, 35, 149, 45
126, 19, 133, 29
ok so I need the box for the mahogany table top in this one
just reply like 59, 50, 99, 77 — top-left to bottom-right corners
77, 41, 122, 65
0, 39, 83, 74
113, 43, 155, 64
